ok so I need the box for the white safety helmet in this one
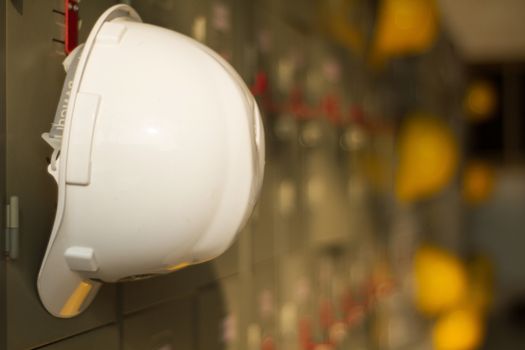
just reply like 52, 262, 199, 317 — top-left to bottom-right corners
38, 4, 265, 318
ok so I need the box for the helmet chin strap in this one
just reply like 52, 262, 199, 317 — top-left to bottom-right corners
42, 45, 85, 173
42, 45, 85, 183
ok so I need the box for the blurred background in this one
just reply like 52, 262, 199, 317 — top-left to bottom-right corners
1, 0, 525, 349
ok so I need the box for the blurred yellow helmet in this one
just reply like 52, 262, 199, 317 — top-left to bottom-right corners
396, 114, 459, 202
464, 80, 497, 122
371, 0, 439, 64
432, 306, 484, 350
413, 245, 468, 315
462, 161, 495, 205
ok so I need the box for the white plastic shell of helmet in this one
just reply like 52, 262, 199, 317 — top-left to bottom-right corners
37, 5, 265, 318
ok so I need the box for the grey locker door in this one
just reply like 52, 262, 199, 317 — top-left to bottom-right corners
1, 2, 7, 349
4, 1, 118, 349
122, 295, 197, 350
37, 325, 119, 350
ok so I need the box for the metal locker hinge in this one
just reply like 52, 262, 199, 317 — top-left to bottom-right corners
4, 196, 19, 260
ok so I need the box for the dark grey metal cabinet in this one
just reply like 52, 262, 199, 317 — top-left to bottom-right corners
122, 295, 197, 350
1, 2, 8, 349
37, 325, 119, 350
